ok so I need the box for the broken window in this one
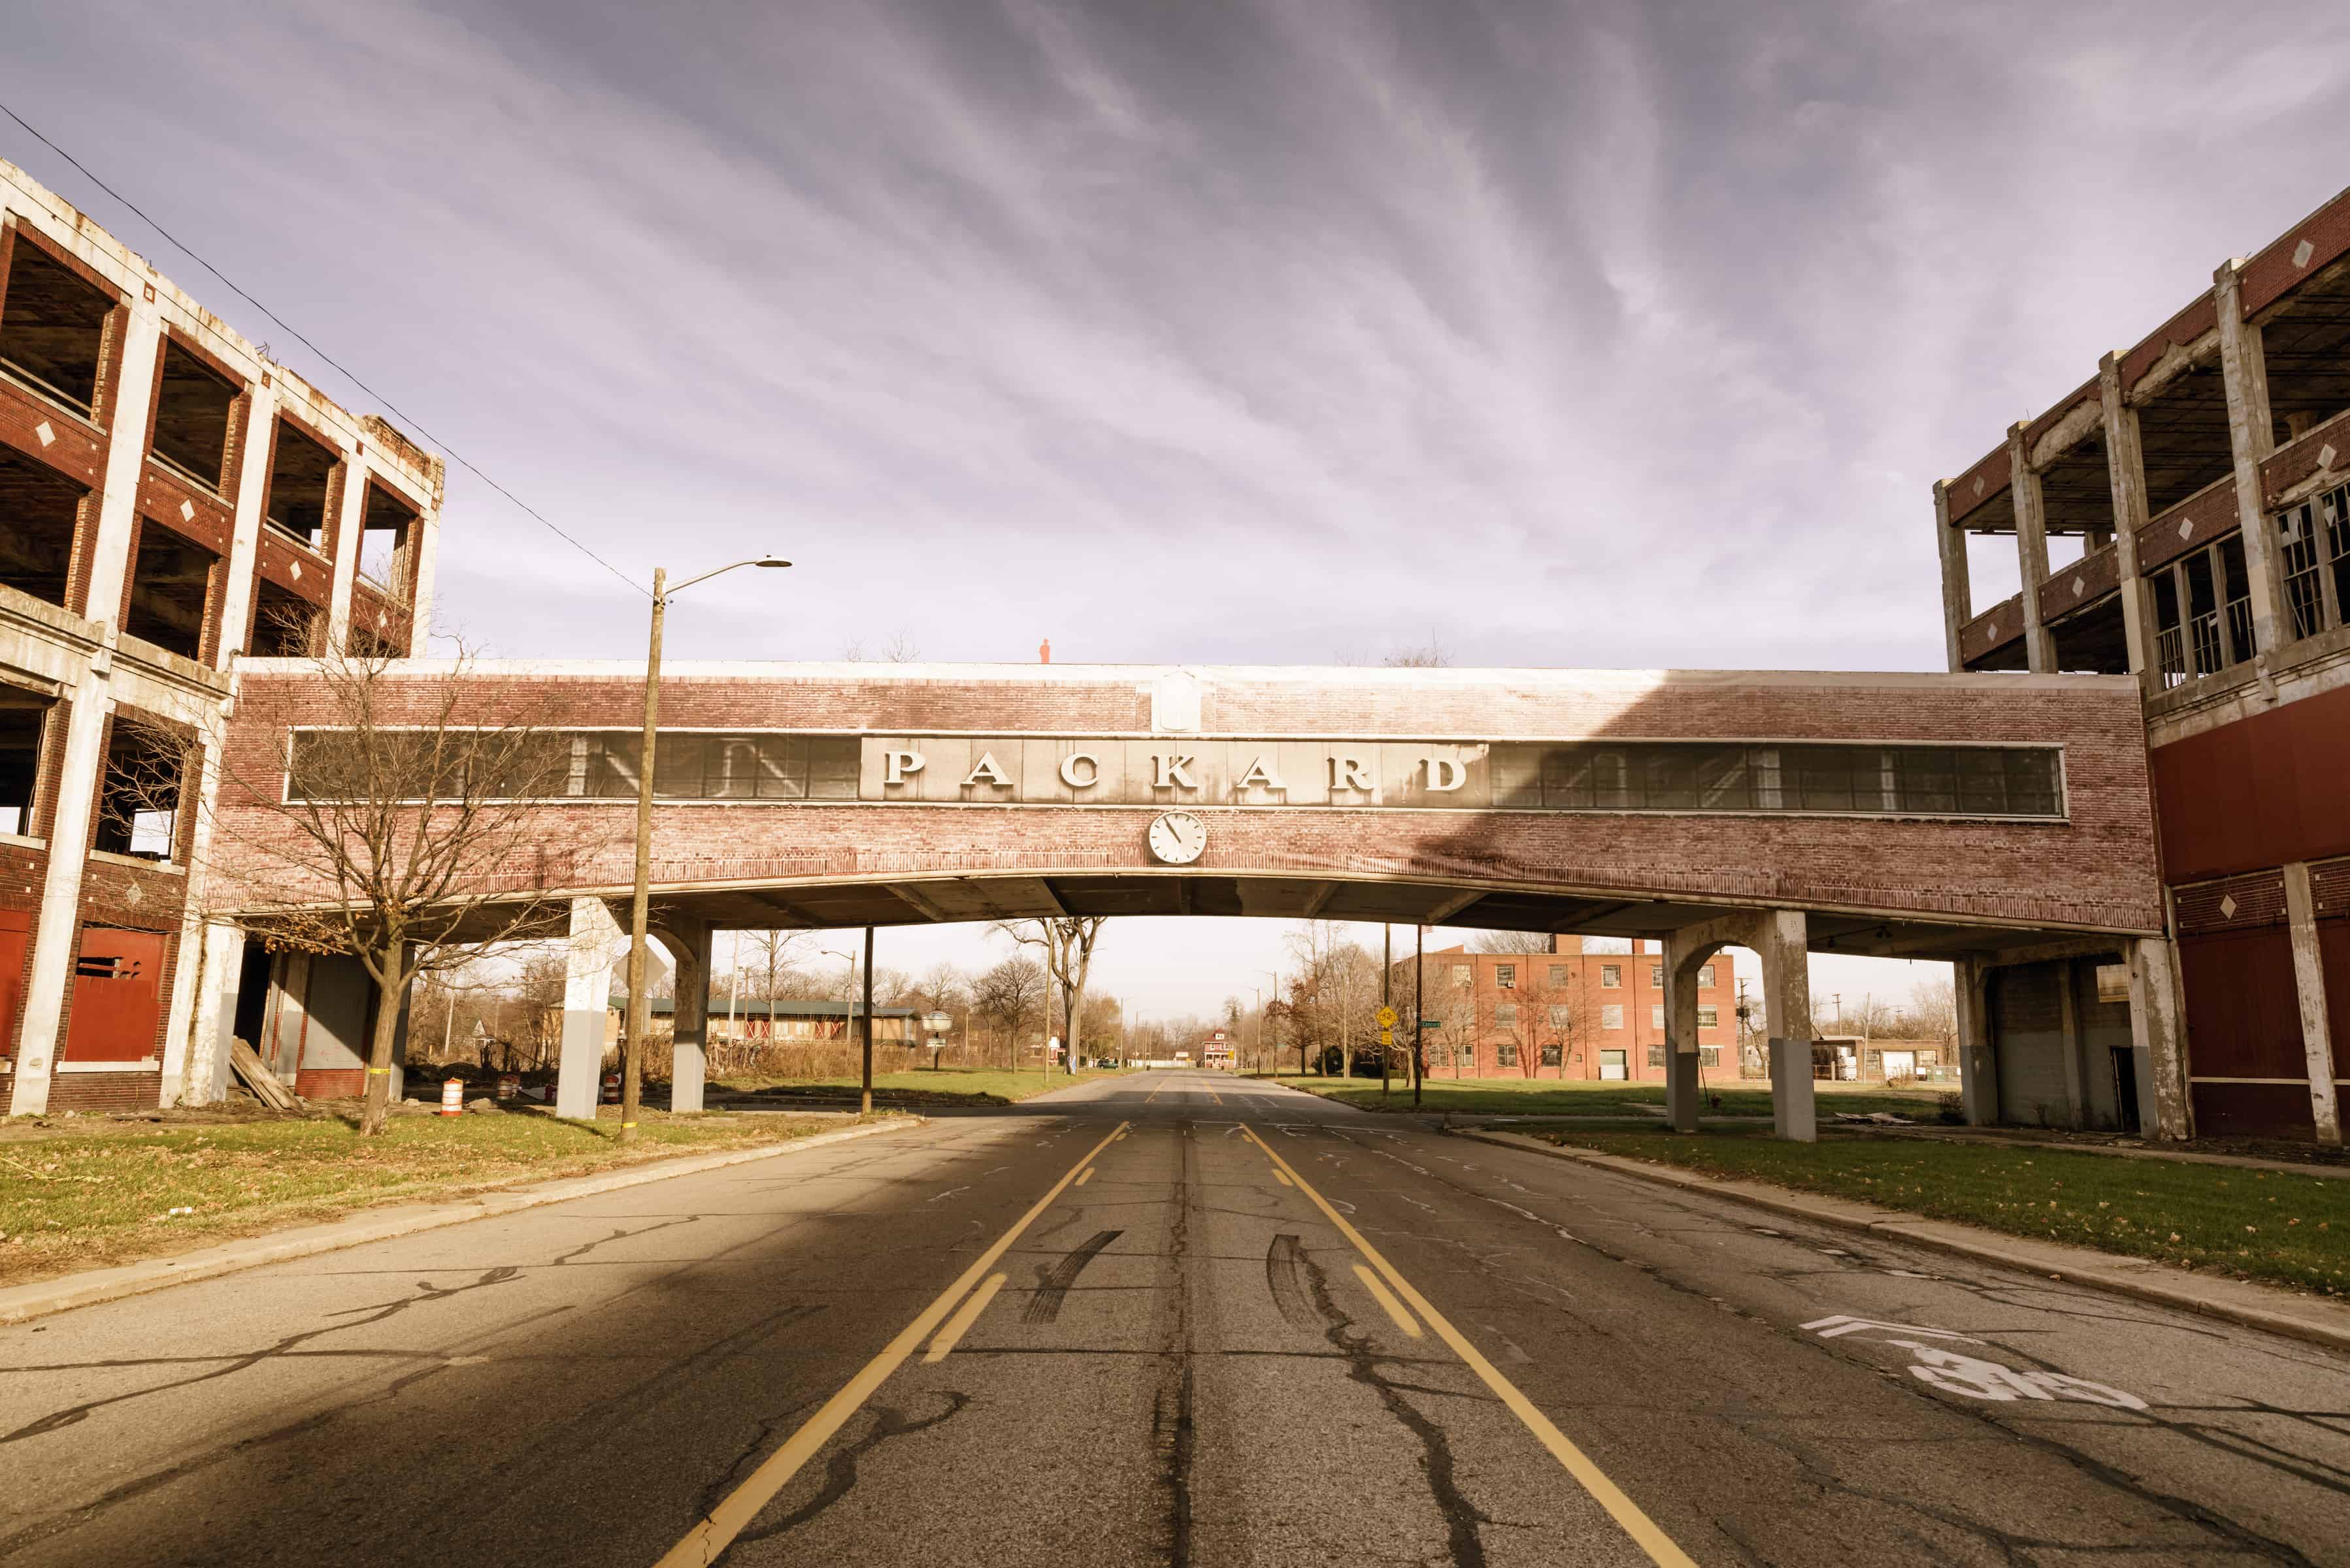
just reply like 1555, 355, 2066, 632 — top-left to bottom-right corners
247, 579, 322, 657
93, 720, 182, 860
357, 483, 418, 595
263, 421, 337, 551
122, 522, 216, 660
148, 339, 240, 493
0, 689, 49, 836
0, 444, 90, 609
0, 242, 115, 419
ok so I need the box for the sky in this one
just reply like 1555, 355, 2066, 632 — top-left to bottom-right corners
8, 0, 2349, 1021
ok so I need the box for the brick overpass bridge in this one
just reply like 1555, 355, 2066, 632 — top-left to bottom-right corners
195, 660, 2174, 1141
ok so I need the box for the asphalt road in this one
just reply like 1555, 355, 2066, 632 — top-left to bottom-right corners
3, 1071, 2347, 1567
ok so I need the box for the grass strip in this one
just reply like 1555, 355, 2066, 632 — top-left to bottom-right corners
1546, 1130, 2350, 1296
1270, 1074, 1951, 1122
0, 1108, 857, 1289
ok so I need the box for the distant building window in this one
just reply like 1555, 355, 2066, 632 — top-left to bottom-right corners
1540, 1040, 1561, 1068
1547, 1004, 1571, 1029
1452, 964, 1473, 988
1699, 1046, 1721, 1067
1547, 964, 1568, 987
1649, 963, 1663, 987
1647, 1044, 1664, 1067
1600, 964, 1621, 988
1698, 964, 1716, 988
1650, 1004, 1664, 1030
1600, 1004, 1624, 1030
1497, 1042, 1517, 1067
1495, 1002, 1518, 1028
1495, 964, 1515, 989
1698, 1005, 1719, 1028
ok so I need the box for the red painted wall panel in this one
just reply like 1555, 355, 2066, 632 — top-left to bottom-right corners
61, 926, 166, 1063
2179, 927, 2306, 1079
2321, 922, 2350, 1080
2151, 681, 2350, 882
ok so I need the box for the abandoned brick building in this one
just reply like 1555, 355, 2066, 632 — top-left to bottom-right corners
1937, 181, 2350, 1141
0, 158, 442, 1113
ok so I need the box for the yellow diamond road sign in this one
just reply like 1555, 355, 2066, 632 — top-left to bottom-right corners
1376, 1005, 1398, 1029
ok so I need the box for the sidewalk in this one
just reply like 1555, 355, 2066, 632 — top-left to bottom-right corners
1457, 1128, 2350, 1357
0, 1115, 920, 1328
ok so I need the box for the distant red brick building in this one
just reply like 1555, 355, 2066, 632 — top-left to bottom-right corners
1397, 938, 1734, 1083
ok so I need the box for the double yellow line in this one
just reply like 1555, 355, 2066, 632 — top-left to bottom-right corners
1238, 1125, 1696, 1568
655, 1119, 1129, 1567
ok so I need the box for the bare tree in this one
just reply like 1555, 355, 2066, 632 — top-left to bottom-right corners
1382, 638, 1449, 668
992, 918, 1107, 1073
1470, 929, 1555, 955
180, 632, 588, 1135
1907, 976, 1958, 1045
971, 955, 1046, 1066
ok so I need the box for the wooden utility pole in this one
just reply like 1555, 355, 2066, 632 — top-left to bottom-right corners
1382, 923, 1392, 1100
1413, 924, 1424, 1109
859, 924, 875, 1116
618, 568, 667, 1147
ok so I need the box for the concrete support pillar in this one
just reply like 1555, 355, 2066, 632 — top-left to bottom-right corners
2215, 261, 2292, 661
2128, 936, 2193, 1141
1757, 911, 1815, 1143
1955, 958, 1997, 1126
2283, 862, 2343, 1145
2055, 958, 2087, 1130
324, 455, 371, 655
216, 381, 276, 666
1934, 481, 1972, 672
557, 897, 621, 1120
178, 921, 244, 1106
2009, 423, 2057, 675
1661, 934, 1717, 1134
653, 919, 713, 1115
2098, 351, 2158, 693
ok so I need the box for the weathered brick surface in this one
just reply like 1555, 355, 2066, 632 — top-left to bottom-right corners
214, 666, 2166, 934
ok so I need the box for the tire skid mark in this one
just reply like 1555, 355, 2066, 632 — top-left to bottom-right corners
1024, 1229, 1123, 1325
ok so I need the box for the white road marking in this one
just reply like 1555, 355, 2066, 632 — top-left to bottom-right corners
1802, 1315, 1976, 1342
927, 1186, 972, 1203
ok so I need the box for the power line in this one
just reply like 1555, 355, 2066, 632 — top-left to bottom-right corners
0, 99, 647, 599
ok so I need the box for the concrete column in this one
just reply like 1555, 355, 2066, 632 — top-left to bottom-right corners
1661, 934, 1716, 1134
2055, 958, 2087, 1130
182, 921, 246, 1106
1934, 481, 1972, 672
2283, 862, 2343, 1145
7, 668, 112, 1116
2098, 351, 2157, 692
216, 380, 276, 664
654, 919, 713, 1114
2128, 936, 2193, 1141
1956, 958, 1998, 1125
2215, 261, 2292, 660
557, 896, 620, 1120
83, 306, 164, 625
1757, 910, 1815, 1142
324, 455, 370, 655
2009, 423, 2056, 675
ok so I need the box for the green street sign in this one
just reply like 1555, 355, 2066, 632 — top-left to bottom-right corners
1418, 1019, 1444, 1030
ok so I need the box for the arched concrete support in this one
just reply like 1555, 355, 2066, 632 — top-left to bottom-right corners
651, 917, 712, 1115
1661, 932, 1725, 1134
558, 897, 621, 1121
1664, 909, 1814, 1140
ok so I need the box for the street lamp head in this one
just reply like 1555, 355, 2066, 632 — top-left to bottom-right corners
755, 557, 793, 568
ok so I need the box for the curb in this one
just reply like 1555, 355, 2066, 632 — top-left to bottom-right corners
1453, 1128, 2350, 1358
0, 1116, 923, 1328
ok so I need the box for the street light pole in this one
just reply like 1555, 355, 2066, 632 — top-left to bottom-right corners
619, 555, 790, 1145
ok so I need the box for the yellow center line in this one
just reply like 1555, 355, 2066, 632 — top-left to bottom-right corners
1351, 1263, 1423, 1339
655, 1119, 1129, 1567
1271, 1168, 1295, 1186
1075, 1166, 1096, 1186
1239, 1124, 1697, 1568
922, 1273, 1007, 1363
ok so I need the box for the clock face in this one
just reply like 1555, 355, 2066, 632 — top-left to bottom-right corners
1148, 810, 1207, 865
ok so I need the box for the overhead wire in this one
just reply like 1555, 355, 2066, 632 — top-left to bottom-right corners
0, 97, 648, 598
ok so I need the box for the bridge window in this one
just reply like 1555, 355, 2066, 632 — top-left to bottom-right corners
576, 733, 859, 800
1493, 741, 2061, 819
